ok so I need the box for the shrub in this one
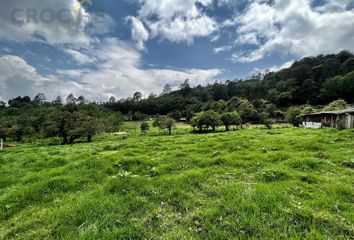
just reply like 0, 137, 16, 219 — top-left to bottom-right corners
286, 107, 302, 127
140, 122, 150, 134
258, 111, 274, 129
323, 99, 349, 111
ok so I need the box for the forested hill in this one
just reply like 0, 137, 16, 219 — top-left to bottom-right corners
1, 51, 354, 118
106, 51, 354, 115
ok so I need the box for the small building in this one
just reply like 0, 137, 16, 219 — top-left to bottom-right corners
179, 118, 188, 122
303, 108, 354, 129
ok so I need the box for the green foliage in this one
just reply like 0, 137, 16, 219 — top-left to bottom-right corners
191, 111, 222, 132
168, 110, 182, 121
220, 112, 242, 131
153, 116, 176, 135
286, 107, 303, 127
100, 52, 354, 117
133, 92, 142, 101
130, 112, 147, 121
228, 98, 257, 123
180, 79, 191, 97
301, 105, 315, 114
69, 114, 101, 143
104, 112, 124, 133
0, 116, 35, 142
140, 122, 150, 134
41, 111, 74, 144
258, 112, 274, 129
323, 99, 350, 111
42, 111, 100, 144
322, 71, 354, 103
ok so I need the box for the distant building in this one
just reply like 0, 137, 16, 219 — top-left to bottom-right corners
179, 118, 188, 122
303, 108, 354, 129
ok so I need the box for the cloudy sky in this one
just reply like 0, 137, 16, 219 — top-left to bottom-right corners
0, 0, 354, 102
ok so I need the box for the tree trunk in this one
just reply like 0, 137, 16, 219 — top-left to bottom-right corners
69, 136, 76, 144
168, 127, 172, 135
62, 137, 68, 145
16, 135, 22, 142
225, 125, 229, 131
87, 135, 92, 143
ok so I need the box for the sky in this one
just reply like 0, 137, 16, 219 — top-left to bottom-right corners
0, 0, 354, 102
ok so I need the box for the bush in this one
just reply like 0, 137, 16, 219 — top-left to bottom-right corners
258, 112, 274, 129
323, 99, 349, 111
140, 122, 150, 134
286, 107, 302, 127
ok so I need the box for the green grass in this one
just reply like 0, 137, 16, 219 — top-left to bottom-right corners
0, 127, 353, 239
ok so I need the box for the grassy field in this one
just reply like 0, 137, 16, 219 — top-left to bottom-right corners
0, 126, 353, 239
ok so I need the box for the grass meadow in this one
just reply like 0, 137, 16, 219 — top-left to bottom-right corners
0, 125, 353, 239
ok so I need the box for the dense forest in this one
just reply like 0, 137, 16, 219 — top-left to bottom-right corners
0, 51, 353, 144
104, 50, 354, 115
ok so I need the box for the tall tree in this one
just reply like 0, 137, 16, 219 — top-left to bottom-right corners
77, 96, 86, 105
109, 96, 116, 103
34, 93, 47, 105
133, 92, 142, 101
180, 79, 191, 97
66, 94, 77, 105
162, 84, 172, 95
52, 96, 63, 106
42, 111, 74, 145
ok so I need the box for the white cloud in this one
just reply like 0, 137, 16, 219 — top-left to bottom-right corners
0, 55, 52, 99
0, 0, 113, 45
0, 0, 221, 102
65, 49, 95, 65
0, 39, 221, 102
127, 16, 149, 50
127, 0, 218, 47
267, 60, 294, 72
251, 60, 294, 76
314, 0, 353, 12
57, 38, 222, 100
232, 0, 354, 62
213, 45, 232, 54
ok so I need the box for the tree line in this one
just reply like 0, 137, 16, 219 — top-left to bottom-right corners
0, 51, 353, 144
104, 51, 354, 117
0, 100, 124, 145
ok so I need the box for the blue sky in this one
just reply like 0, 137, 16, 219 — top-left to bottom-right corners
0, 0, 354, 101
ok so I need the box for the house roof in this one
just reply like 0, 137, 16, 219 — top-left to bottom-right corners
304, 108, 354, 116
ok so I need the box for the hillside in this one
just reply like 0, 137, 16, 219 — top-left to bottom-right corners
105, 51, 354, 116
1, 127, 353, 239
